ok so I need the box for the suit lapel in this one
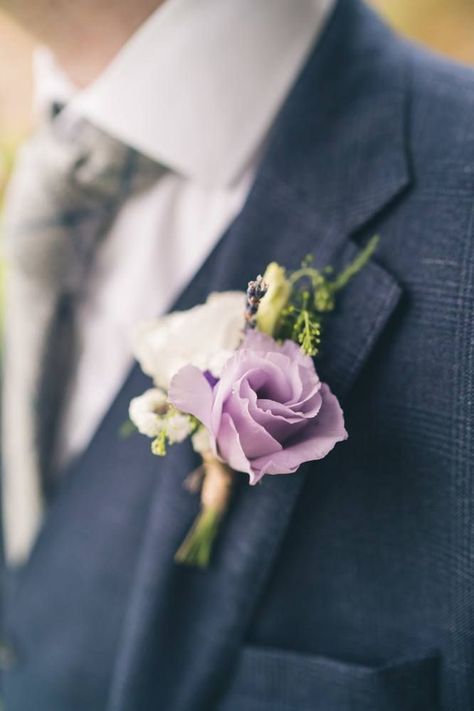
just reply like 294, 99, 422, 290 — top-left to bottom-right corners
107, 2, 411, 709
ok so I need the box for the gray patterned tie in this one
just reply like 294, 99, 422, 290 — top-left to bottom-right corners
2, 111, 160, 562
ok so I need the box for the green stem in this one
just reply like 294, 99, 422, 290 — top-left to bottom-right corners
331, 234, 380, 292
175, 508, 222, 568
288, 234, 379, 294
288, 266, 323, 289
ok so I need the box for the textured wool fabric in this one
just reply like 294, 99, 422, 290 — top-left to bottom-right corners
1, 1, 473, 710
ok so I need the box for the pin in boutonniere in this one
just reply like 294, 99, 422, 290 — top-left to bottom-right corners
129, 235, 379, 567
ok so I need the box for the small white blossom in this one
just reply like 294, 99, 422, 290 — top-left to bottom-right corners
166, 413, 193, 444
191, 427, 212, 454
132, 291, 245, 389
129, 388, 167, 438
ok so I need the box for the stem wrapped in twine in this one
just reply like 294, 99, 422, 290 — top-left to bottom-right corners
175, 451, 234, 568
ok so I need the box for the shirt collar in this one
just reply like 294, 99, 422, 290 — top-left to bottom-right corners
34, 0, 335, 188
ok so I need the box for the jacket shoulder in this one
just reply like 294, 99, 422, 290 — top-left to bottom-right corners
409, 41, 474, 99
404, 41, 474, 170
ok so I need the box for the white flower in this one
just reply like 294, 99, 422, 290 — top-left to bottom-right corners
191, 427, 212, 454
129, 388, 167, 438
132, 291, 245, 389
166, 413, 193, 443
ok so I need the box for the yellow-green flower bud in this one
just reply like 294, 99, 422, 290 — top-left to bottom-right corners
256, 262, 291, 336
314, 283, 335, 312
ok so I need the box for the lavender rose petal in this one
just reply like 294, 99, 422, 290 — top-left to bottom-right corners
217, 412, 256, 479
225, 381, 282, 459
170, 332, 348, 483
169, 364, 214, 432
249, 383, 347, 482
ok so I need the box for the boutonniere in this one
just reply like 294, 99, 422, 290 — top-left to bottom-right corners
129, 236, 379, 567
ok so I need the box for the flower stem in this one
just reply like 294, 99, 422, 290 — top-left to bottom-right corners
175, 452, 234, 568
331, 234, 379, 292
175, 508, 223, 568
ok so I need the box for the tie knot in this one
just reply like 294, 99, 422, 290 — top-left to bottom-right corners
2, 114, 161, 289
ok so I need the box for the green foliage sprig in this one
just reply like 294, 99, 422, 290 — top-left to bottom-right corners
274, 235, 379, 357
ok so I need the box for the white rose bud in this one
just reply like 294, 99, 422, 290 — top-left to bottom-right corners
132, 291, 245, 389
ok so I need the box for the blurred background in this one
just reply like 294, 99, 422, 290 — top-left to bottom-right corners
0, 0, 473, 196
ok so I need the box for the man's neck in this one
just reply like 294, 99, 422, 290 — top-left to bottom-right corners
0, 0, 165, 87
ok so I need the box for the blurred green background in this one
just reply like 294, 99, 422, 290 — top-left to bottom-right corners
0, 0, 473, 198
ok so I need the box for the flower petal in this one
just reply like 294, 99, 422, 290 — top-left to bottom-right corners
250, 383, 347, 476
133, 291, 245, 388
216, 412, 255, 480
224, 379, 282, 459
168, 365, 214, 433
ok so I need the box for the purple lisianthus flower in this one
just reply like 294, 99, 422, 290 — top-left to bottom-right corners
169, 331, 347, 485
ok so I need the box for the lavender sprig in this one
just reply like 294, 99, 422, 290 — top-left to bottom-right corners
245, 275, 268, 329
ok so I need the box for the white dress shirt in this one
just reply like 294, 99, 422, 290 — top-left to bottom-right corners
46, 0, 336, 466
7, 0, 335, 561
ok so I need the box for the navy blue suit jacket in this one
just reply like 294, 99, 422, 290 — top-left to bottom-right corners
2, 1, 474, 709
